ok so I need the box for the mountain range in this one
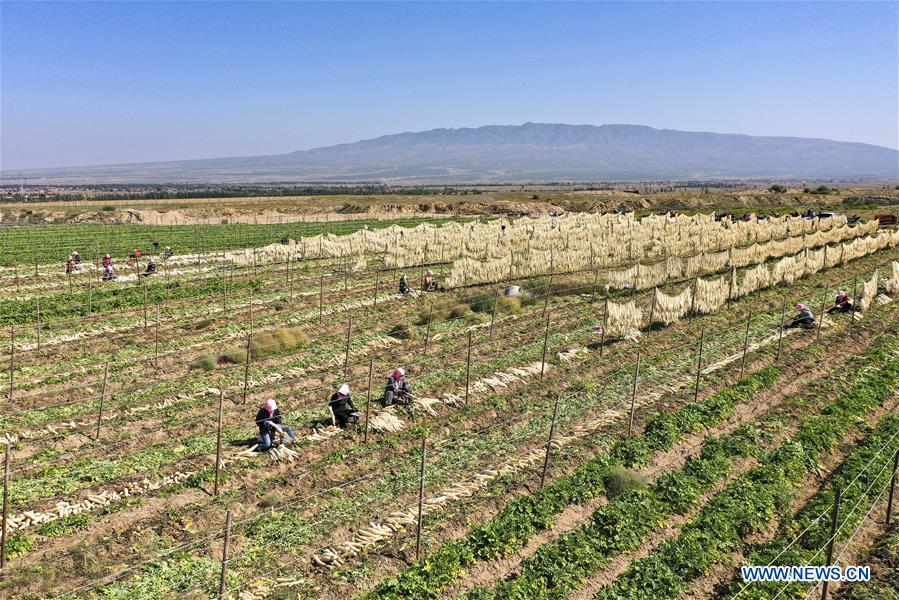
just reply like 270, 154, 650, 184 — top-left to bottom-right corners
5, 123, 898, 184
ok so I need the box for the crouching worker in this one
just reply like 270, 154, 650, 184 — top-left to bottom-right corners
329, 384, 361, 427
399, 273, 411, 295
102, 263, 118, 281
826, 291, 854, 314
423, 270, 438, 292
255, 399, 297, 451
382, 368, 412, 407
786, 303, 816, 328
144, 258, 158, 276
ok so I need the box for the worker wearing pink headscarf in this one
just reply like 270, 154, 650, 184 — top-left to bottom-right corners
827, 291, 854, 314
786, 303, 816, 328
382, 367, 412, 407
329, 384, 360, 427
255, 399, 297, 451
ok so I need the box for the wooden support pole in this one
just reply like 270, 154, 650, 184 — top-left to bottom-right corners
415, 437, 427, 561
542, 274, 553, 318
1, 445, 9, 573
154, 304, 161, 367
739, 310, 752, 379
218, 510, 232, 599
647, 288, 657, 329
95, 361, 109, 440
590, 268, 600, 303
776, 292, 788, 362
423, 304, 433, 354
886, 449, 898, 525
35, 298, 40, 352
87, 275, 93, 314
288, 252, 294, 301
464, 331, 473, 404
817, 285, 829, 341
373, 268, 380, 308
600, 299, 608, 356
242, 335, 251, 404
343, 258, 349, 294
540, 312, 551, 380
364, 359, 373, 444
319, 274, 324, 325
143, 285, 148, 332
820, 486, 842, 600
214, 389, 224, 496
693, 328, 705, 403
540, 394, 562, 489
248, 288, 255, 335
689, 277, 697, 318
489, 288, 499, 337
627, 352, 642, 437
343, 316, 353, 377
7, 326, 14, 404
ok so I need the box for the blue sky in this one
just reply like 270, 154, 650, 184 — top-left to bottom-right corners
1, 1, 896, 170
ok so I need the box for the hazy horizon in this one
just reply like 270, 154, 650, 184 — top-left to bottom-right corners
2, 1, 897, 171
4, 122, 899, 175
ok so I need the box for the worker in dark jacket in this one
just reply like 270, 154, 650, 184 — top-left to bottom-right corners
329, 384, 360, 427
826, 291, 854, 313
423, 270, 437, 292
786, 304, 816, 328
399, 274, 411, 295
382, 368, 412, 407
255, 399, 297, 451
144, 258, 158, 276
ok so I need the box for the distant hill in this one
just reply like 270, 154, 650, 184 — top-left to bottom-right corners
6, 123, 898, 184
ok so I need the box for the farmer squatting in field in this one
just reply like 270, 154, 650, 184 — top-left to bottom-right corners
255, 399, 297, 451
382, 367, 412, 407
329, 383, 362, 427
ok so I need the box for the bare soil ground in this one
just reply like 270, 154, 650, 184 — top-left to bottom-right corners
2, 187, 897, 225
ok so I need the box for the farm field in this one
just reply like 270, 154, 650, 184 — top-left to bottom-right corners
0, 208, 898, 600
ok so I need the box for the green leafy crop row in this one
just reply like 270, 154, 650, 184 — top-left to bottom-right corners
364, 366, 781, 600
718, 418, 899, 599
594, 337, 899, 600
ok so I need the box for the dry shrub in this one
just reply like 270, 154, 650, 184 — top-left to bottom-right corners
417, 304, 450, 325
222, 349, 248, 364
605, 466, 646, 499
495, 296, 522, 315
466, 292, 496, 313
388, 324, 415, 339
191, 318, 215, 331
449, 303, 473, 319
191, 354, 217, 371
272, 328, 296, 348
250, 333, 279, 359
